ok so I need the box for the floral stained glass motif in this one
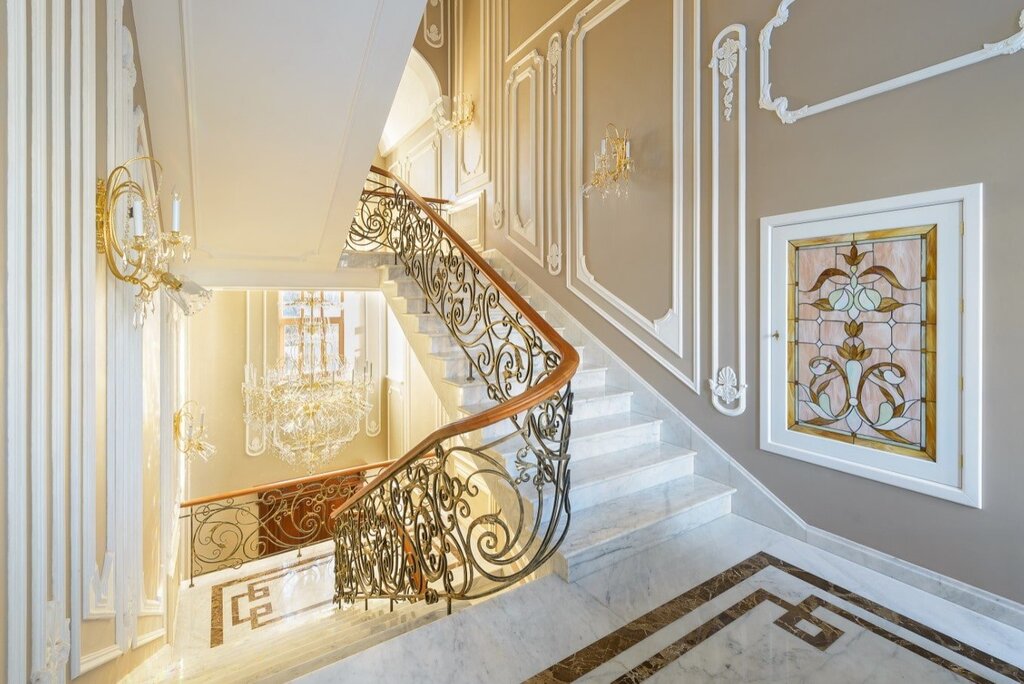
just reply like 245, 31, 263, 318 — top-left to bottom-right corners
788, 226, 937, 461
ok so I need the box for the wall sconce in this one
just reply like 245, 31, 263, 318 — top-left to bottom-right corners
583, 124, 634, 200
96, 156, 212, 326
431, 94, 476, 134
174, 400, 216, 462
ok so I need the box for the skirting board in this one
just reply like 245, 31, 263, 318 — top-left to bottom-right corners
482, 248, 1024, 633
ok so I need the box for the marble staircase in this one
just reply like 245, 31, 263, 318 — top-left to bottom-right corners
358, 250, 738, 583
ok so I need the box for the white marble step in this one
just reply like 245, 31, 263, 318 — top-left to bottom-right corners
563, 442, 696, 512
566, 411, 665, 459
442, 363, 607, 405
556, 475, 735, 582
460, 385, 631, 424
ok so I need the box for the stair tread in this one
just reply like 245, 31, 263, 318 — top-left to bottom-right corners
560, 475, 734, 558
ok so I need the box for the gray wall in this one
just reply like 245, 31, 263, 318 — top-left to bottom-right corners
482, 0, 1024, 602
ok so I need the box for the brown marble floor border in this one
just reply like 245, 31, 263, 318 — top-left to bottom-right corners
210, 552, 332, 647
526, 552, 1024, 683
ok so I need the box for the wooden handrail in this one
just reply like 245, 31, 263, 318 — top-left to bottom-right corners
362, 188, 450, 206
331, 166, 580, 521
181, 459, 392, 509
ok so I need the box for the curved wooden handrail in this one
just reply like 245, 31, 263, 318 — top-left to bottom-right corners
182, 459, 392, 509
331, 166, 580, 521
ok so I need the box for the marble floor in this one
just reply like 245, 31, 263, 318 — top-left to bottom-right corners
131, 515, 1024, 683
304, 515, 1024, 683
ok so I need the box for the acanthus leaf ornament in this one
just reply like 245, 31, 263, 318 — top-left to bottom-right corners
710, 366, 746, 407
712, 37, 742, 121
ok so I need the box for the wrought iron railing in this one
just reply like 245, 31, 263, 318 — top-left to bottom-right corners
180, 461, 388, 584
331, 166, 579, 611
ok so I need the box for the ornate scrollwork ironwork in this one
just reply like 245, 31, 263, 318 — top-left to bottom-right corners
181, 469, 370, 582
334, 169, 577, 608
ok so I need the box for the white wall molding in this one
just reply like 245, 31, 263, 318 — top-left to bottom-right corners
504, 49, 546, 268
30, 0, 53, 677
759, 1, 1024, 124
503, 0, 579, 64
546, 32, 563, 276
454, 0, 496, 194
564, 0, 700, 391
708, 24, 747, 416
6, 0, 31, 679
448, 188, 486, 250
405, 129, 443, 198
244, 291, 269, 455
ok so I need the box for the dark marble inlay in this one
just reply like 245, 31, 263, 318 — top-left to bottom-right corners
210, 552, 332, 647
527, 552, 1024, 683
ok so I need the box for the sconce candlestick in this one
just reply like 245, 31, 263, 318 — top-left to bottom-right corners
583, 124, 635, 200
96, 156, 211, 326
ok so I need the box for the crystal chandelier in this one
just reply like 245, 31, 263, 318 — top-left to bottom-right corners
242, 292, 372, 474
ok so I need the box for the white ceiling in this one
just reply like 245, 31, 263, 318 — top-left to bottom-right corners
134, 0, 425, 280
378, 50, 442, 156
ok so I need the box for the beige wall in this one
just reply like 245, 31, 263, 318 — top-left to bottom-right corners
468, 0, 1024, 602
187, 290, 389, 499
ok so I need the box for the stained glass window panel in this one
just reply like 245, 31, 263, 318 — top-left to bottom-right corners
788, 226, 936, 461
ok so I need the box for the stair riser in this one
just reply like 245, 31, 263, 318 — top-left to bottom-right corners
571, 393, 633, 421
570, 422, 663, 459
558, 494, 732, 583
571, 368, 608, 391
567, 454, 694, 512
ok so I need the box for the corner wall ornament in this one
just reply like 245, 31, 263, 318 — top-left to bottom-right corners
760, 2, 1024, 124
547, 32, 562, 95
96, 156, 212, 325
709, 24, 748, 416
714, 37, 742, 121
493, 200, 504, 229
547, 243, 562, 273
423, 0, 445, 48
30, 602, 70, 684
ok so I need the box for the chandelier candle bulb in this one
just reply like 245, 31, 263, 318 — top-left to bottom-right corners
132, 199, 145, 236
171, 190, 181, 232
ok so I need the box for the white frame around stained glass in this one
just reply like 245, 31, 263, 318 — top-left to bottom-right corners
760, 185, 983, 507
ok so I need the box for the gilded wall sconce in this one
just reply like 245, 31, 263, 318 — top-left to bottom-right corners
173, 400, 216, 462
432, 93, 476, 134
583, 124, 634, 199
96, 156, 212, 326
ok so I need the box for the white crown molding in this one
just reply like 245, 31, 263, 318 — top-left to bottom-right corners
708, 24, 748, 416
423, 0, 445, 48
504, 49, 546, 268
564, 0, 700, 392
759, 1, 1024, 124
502, 0, 580, 65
